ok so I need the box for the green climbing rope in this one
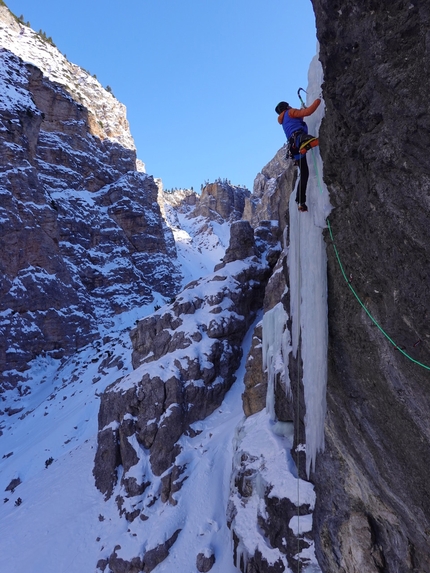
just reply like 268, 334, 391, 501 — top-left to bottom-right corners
310, 149, 430, 371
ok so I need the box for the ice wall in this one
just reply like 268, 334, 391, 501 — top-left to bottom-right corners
289, 52, 331, 476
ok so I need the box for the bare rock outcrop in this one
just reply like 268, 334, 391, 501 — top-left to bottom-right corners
196, 549, 216, 572
242, 237, 291, 419
243, 147, 296, 233
0, 5, 135, 150
242, 322, 265, 417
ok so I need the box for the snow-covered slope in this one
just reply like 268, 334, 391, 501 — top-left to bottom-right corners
163, 196, 230, 288
0, 303, 237, 572
0, 237, 232, 572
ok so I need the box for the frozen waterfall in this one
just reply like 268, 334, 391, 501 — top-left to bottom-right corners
263, 51, 331, 477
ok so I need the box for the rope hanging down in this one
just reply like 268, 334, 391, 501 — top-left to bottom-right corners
296, 157, 303, 571
309, 149, 430, 371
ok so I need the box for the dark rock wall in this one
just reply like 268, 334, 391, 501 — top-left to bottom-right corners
311, 1, 430, 571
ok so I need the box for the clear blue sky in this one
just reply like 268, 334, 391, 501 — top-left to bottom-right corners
5, 0, 317, 192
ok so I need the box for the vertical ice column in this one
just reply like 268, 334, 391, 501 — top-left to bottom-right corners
262, 301, 292, 421
288, 52, 331, 476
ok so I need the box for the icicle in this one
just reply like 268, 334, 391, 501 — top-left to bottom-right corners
262, 302, 291, 421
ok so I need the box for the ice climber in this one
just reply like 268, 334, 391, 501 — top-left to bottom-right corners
275, 98, 321, 212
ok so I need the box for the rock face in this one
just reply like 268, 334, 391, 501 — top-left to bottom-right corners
0, 5, 135, 150
194, 181, 251, 222
0, 42, 179, 386
311, 1, 430, 571
196, 549, 216, 572
242, 322, 265, 417
93, 221, 280, 568
242, 238, 291, 420
244, 147, 295, 234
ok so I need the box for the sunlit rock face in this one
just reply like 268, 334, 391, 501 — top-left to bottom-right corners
244, 147, 295, 233
0, 43, 178, 387
0, 5, 135, 151
194, 181, 251, 223
311, 1, 430, 571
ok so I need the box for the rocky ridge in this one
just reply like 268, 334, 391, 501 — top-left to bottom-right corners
0, 5, 135, 150
194, 180, 251, 223
244, 146, 295, 232
93, 219, 281, 571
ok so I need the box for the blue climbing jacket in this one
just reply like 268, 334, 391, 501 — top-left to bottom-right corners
277, 100, 321, 160
281, 112, 308, 140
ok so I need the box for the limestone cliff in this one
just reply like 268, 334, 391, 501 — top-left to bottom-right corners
0, 5, 135, 150
244, 146, 295, 233
0, 17, 179, 387
194, 181, 251, 223
310, 1, 430, 571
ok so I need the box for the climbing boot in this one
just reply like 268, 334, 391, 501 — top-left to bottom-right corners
299, 136, 319, 154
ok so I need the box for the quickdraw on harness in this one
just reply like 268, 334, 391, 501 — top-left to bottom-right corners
286, 130, 306, 161
287, 131, 318, 161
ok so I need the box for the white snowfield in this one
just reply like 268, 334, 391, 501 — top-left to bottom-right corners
0, 215, 238, 573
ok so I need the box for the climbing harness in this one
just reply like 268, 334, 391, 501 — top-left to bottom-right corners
286, 130, 303, 161
309, 149, 430, 371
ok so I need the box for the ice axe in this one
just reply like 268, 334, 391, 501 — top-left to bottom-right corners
297, 87, 307, 109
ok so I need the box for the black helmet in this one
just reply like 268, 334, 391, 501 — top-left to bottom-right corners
275, 101, 289, 115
